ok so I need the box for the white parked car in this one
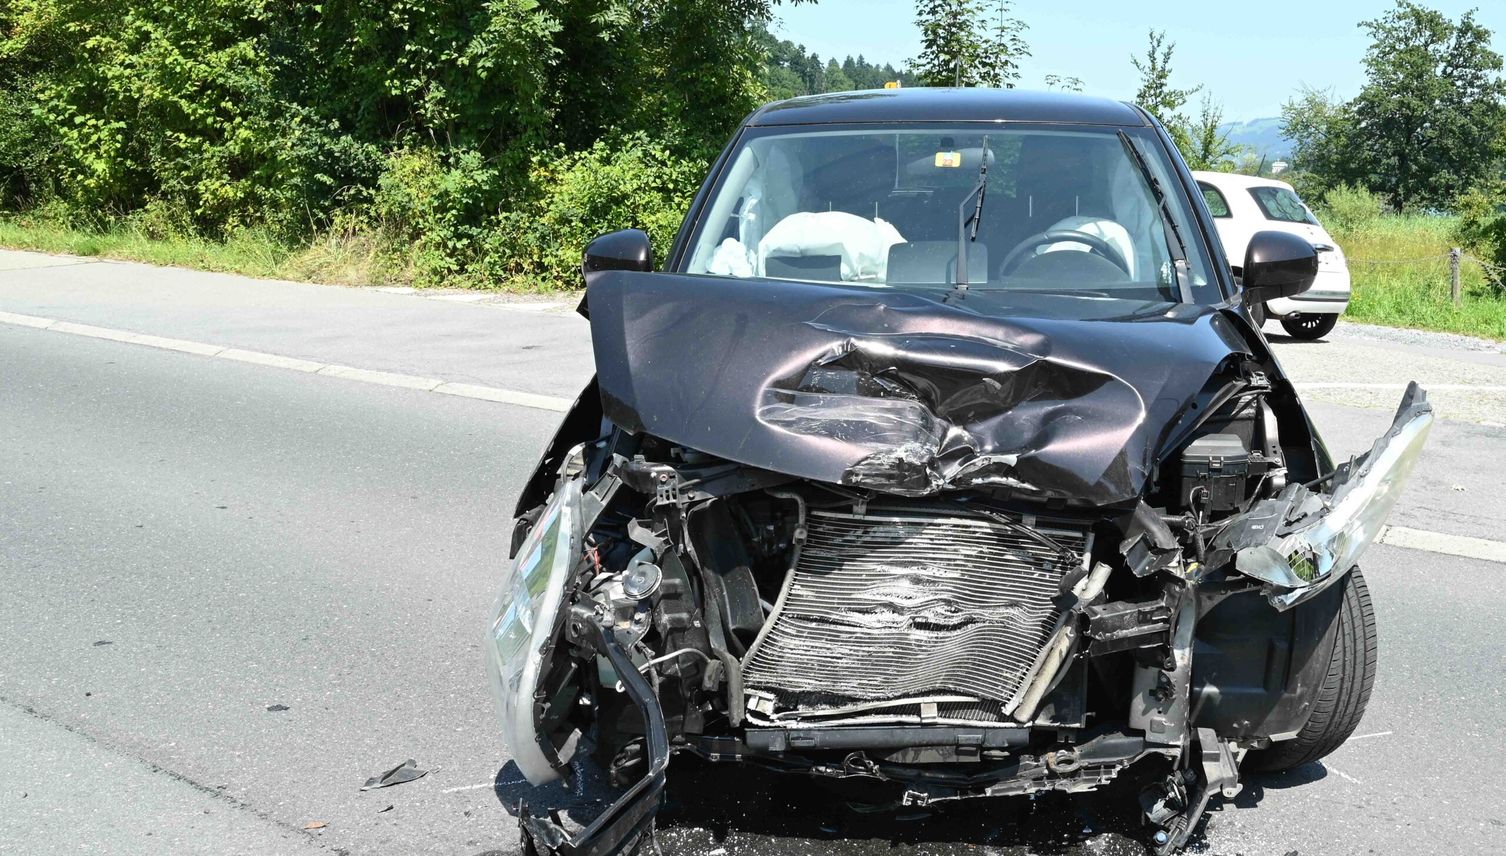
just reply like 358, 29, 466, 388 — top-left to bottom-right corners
1194, 171, 1350, 340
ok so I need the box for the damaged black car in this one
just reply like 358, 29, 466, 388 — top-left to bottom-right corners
485, 89, 1432, 855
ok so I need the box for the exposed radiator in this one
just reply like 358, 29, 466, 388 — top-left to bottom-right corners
741, 505, 1091, 725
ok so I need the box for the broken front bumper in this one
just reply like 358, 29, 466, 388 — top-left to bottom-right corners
518, 620, 669, 856
1217, 382, 1433, 608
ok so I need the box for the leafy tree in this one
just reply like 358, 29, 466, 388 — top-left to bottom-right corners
1183, 95, 1245, 171
1281, 2, 1506, 211
912, 0, 1030, 89
1131, 30, 1201, 153
1279, 87, 1361, 196
757, 30, 913, 97
824, 58, 855, 93
1350, 1, 1506, 209
1043, 74, 1085, 93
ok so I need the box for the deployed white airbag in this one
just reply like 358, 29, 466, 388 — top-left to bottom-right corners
757, 212, 905, 282
1038, 216, 1138, 278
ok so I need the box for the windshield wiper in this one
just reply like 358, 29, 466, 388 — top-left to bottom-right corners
948, 136, 990, 303
1117, 130, 1194, 304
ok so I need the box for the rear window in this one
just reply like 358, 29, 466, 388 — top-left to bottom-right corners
1199, 183, 1231, 218
1249, 185, 1317, 225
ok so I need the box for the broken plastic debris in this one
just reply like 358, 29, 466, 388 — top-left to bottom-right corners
93, 640, 112, 647
377, 804, 394, 814
302, 821, 326, 830
266, 704, 290, 712
362, 759, 428, 791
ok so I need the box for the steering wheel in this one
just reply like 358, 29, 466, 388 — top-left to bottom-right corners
999, 230, 1131, 278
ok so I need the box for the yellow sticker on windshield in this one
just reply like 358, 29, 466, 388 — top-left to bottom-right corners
935, 152, 962, 168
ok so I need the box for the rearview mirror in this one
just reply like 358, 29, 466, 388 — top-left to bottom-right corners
1242, 230, 1318, 305
583, 229, 653, 281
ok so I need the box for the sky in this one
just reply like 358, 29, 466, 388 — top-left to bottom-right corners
772, 0, 1506, 122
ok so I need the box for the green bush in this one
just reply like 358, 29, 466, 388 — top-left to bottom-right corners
1318, 183, 1386, 233
370, 146, 511, 285
484, 135, 706, 290
0, 1, 780, 278
1453, 184, 1506, 285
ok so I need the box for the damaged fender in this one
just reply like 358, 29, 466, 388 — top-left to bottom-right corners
1214, 382, 1433, 609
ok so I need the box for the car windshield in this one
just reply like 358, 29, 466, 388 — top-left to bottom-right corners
682, 124, 1219, 304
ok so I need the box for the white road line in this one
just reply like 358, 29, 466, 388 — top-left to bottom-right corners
434, 382, 572, 412
0, 309, 56, 329
218, 348, 324, 373
130, 333, 224, 356
51, 320, 142, 344
316, 364, 443, 391
1379, 526, 1506, 564
0, 309, 572, 413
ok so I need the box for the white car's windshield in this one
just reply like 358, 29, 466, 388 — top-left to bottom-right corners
683, 125, 1219, 304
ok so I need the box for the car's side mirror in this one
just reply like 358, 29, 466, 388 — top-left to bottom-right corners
582, 229, 653, 280
1242, 230, 1318, 305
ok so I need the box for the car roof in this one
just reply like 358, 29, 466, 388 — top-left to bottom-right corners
1191, 170, 1296, 192
748, 88, 1150, 128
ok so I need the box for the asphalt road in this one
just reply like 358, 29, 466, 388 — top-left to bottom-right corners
2, 252, 1504, 855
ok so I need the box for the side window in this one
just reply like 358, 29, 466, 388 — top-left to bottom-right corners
1199, 182, 1231, 218
1249, 186, 1318, 225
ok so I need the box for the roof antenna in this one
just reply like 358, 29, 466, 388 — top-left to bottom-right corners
954, 58, 962, 88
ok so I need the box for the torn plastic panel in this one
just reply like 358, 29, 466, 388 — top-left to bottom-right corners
1214, 383, 1433, 609
588, 271, 1255, 506
519, 619, 670, 856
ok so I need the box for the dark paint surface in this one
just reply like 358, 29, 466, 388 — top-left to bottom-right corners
587, 271, 1257, 506
748, 88, 1149, 128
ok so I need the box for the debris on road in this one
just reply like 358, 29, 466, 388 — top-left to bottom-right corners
362, 759, 429, 791
92, 640, 112, 646
302, 821, 326, 830
266, 704, 290, 712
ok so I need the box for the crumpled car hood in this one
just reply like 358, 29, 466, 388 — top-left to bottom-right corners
587, 272, 1256, 505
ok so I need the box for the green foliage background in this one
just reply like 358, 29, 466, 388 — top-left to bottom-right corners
0, 0, 804, 289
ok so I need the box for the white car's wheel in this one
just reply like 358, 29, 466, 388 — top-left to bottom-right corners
1280, 313, 1338, 340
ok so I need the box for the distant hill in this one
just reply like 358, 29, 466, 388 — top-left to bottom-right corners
1218, 117, 1292, 159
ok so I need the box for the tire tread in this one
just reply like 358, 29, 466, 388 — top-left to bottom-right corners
1247, 568, 1377, 772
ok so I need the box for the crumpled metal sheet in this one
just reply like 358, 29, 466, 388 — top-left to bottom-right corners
587, 272, 1253, 505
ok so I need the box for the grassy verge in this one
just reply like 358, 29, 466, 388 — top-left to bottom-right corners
1333, 214, 1506, 341
0, 216, 410, 288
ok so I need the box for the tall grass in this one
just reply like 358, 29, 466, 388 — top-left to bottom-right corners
1332, 214, 1506, 341
0, 212, 401, 288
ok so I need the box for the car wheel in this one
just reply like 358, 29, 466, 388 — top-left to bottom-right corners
1246, 567, 1377, 772
1279, 313, 1338, 340
1249, 302, 1267, 329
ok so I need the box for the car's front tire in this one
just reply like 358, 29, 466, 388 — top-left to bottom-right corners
1280, 312, 1339, 340
1246, 567, 1378, 772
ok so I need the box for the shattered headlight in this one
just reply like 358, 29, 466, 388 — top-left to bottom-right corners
484, 474, 583, 785
1228, 383, 1433, 609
